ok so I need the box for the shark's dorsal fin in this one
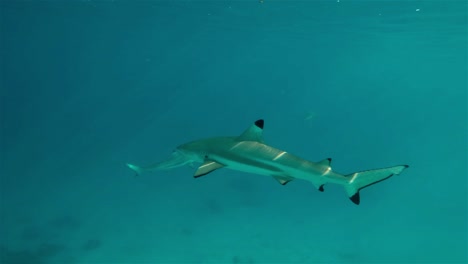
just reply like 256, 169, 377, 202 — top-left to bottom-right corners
194, 160, 225, 178
272, 175, 294, 185
317, 158, 332, 166
237, 119, 264, 143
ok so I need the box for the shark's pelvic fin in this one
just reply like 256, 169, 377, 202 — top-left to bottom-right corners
237, 119, 265, 143
344, 165, 409, 205
273, 175, 294, 185
194, 160, 225, 178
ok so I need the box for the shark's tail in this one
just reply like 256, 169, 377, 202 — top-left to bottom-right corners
343, 165, 409, 205
126, 163, 144, 176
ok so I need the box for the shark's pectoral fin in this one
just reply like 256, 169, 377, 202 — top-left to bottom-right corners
194, 160, 225, 178
272, 175, 294, 185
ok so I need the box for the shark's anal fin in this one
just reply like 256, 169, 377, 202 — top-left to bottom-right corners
273, 175, 294, 185
194, 160, 225, 178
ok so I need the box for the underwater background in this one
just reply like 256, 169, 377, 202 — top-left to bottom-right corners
1, 1, 467, 263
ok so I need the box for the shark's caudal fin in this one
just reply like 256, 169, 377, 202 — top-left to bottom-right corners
126, 151, 193, 176
127, 163, 144, 176
344, 165, 409, 205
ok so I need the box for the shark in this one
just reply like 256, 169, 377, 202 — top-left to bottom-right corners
127, 119, 409, 205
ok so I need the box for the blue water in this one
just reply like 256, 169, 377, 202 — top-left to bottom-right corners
1, 1, 466, 263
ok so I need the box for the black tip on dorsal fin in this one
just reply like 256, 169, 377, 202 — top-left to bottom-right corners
318, 185, 324, 192
350, 192, 360, 205
317, 158, 332, 166
254, 119, 264, 129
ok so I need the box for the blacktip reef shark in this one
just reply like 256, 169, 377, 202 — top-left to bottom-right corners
127, 119, 409, 205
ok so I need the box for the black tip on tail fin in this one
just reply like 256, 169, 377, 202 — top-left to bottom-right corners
350, 192, 360, 205
254, 119, 264, 129
344, 164, 409, 205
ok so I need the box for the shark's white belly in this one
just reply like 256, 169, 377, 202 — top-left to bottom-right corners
213, 155, 283, 176
209, 141, 328, 183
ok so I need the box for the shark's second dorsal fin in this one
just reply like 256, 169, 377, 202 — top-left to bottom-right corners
237, 119, 264, 143
317, 158, 332, 166
194, 160, 225, 178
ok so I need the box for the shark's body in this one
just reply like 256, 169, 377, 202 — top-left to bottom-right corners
127, 119, 408, 205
